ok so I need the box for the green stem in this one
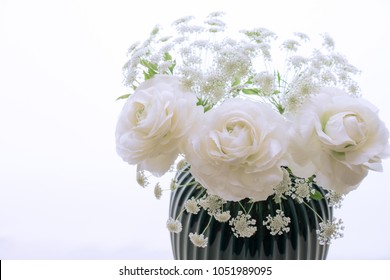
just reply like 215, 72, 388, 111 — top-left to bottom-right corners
247, 201, 255, 214
177, 188, 206, 220
238, 201, 247, 215
195, 188, 207, 200
303, 201, 324, 222
201, 215, 213, 235
175, 207, 186, 220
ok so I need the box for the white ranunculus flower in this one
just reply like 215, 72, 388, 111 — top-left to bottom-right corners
289, 87, 390, 194
185, 98, 289, 202
115, 75, 202, 176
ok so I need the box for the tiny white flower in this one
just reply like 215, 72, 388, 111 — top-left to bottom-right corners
136, 169, 149, 188
172, 15, 194, 26
189, 232, 208, 248
192, 40, 209, 49
288, 55, 308, 69
185, 198, 200, 214
294, 32, 310, 42
320, 69, 337, 84
159, 42, 174, 54
198, 195, 225, 215
154, 183, 162, 200
273, 168, 292, 203
316, 218, 344, 245
175, 159, 187, 172
281, 39, 300, 52
205, 18, 226, 28
347, 83, 360, 95
158, 61, 174, 74
207, 11, 225, 18
214, 210, 231, 223
127, 41, 141, 55
263, 210, 291, 235
166, 218, 182, 233
170, 178, 178, 191
321, 33, 335, 49
229, 211, 257, 238
288, 178, 314, 203
325, 191, 344, 208
252, 71, 275, 95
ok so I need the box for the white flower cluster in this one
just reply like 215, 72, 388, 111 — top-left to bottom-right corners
167, 166, 347, 247
116, 13, 390, 249
229, 211, 257, 238
122, 12, 361, 113
316, 218, 344, 245
263, 210, 291, 235
167, 192, 258, 247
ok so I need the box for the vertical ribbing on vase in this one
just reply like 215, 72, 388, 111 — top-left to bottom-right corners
169, 167, 332, 260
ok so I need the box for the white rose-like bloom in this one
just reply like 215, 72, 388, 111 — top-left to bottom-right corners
115, 75, 202, 176
185, 98, 289, 202
289, 87, 389, 194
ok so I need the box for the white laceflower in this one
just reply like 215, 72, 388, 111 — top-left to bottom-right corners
214, 210, 231, 223
198, 195, 225, 215
229, 211, 257, 238
115, 75, 203, 176
287, 178, 314, 204
289, 87, 390, 194
175, 159, 188, 172
282, 39, 300, 52
321, 33, 335, 49
169, 178, 178, 191
325, 191, 344, 208
189, 233, 208, 248
252, 71, 275, 96
263, 210, 291, 235
135, 168, 149, 188
166, 218, 182, 233
154, 183, 163, 200
185, 197, 200, 214
288, 55, 308, 70
185, 98, 289, 201
316, 218, 344, 245
273, 168, 292, 203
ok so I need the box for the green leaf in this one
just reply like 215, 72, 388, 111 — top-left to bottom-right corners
140, 59, 158, 73
245, 76, 253, 85
231, 77, 241, 87
242, 88, 260, 95
143, 70, 151, 80
116, 94, 131, 101
150, 25, 160, 36
275, 103, 285, 114
164, 52, 172, 61
168, 60, 176, 74
269, 96, 285, 114
277, 70, 281, 86
148, 67, 157, 77
310, 190, 324, 201
197, 98, 214, 112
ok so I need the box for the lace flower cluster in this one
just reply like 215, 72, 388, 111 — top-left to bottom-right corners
166, 165, 345, 247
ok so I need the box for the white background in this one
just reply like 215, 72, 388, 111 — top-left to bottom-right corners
0, 0, 389, 259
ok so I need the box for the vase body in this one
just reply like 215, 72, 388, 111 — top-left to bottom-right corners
169, 167, 332, 260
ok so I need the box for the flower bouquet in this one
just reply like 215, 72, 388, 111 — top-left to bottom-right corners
115, 13, 389, 259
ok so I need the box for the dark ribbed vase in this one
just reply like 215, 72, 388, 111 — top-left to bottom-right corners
169, 166, 332, 260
